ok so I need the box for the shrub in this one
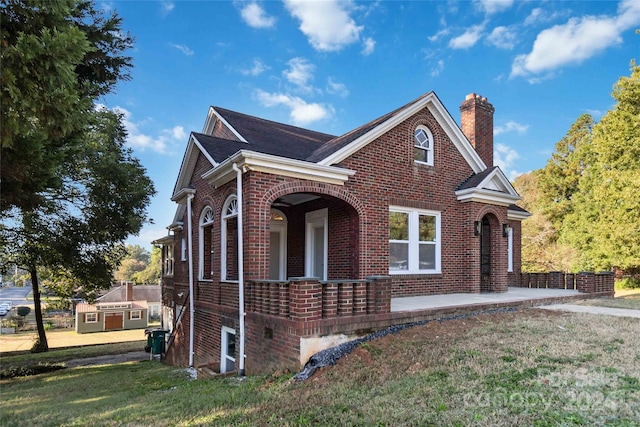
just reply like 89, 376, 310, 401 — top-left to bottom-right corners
615, 277, 640, 290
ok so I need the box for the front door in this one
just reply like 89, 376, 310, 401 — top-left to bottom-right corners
305, 208, 328, 280
480, 216, 491, 292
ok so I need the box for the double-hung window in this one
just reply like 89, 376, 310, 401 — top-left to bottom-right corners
199, 207, 214, 280
221, 196, 239, 281
389, 207, 441, 274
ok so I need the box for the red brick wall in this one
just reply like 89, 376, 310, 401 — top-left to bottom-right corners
163, 101, 520, 373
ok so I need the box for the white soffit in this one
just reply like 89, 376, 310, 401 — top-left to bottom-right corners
202, 150, 355, 188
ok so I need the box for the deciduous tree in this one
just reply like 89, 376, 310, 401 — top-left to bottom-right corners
0, 1, 154, 352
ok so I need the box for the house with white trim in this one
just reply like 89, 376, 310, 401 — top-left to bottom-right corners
154, 91, 529, 374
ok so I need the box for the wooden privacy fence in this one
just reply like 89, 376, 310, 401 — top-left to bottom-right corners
513, 271, 614, 293
246, 276, 392, 321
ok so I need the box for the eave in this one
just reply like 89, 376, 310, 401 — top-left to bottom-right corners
171, 187, 196, 203
507, 209, 532, 221
202, 150, 355, 188
455, 188, 521, 207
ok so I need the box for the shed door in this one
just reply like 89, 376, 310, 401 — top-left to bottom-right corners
105, 312, 123, 330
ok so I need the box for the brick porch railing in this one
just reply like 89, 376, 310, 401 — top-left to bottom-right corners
512, 271, 614, 293
246, 276, 392, 320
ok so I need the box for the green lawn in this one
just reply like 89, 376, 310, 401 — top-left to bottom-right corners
1, 309, 639, 426
576, 292, 640, 311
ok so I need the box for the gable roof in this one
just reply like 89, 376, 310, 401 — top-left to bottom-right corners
170, 91, 521, 210
455, 166, 521, 206
211, 107, 336, 160
312, 92, 487, 173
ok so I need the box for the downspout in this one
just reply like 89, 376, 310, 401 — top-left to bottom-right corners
232, 163, 246, 377
186, 194, 195, 368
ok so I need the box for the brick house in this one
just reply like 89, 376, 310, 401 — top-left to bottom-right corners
155, 91, 529, 374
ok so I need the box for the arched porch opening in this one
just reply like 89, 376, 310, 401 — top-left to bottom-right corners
269, 192, 360, 281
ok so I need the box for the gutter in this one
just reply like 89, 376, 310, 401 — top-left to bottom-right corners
186, 193, 195, 368
232, 163, 246, 377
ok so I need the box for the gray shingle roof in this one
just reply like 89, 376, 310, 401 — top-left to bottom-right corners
211, 107, 336, 161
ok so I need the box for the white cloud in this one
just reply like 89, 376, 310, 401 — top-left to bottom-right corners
449, 25, 484, 49
284, 0, 364, 51
429, 28, 450, 42
240, 58, 269, 76
494, 121, 529, 136
430, 60, 445, 77
239, 2, 276, 29
170, 43, 194, 56
511, 0, 640, 79
487, 26, 517, 49
494, 143, 521, 180
362, 37, 376, 55
476, 0, 513, 15
283, 57, 315, 91
326, 77, 349, 97
254, 90, 334, 126
112, 106, 184, 154
161, 1, 174, 14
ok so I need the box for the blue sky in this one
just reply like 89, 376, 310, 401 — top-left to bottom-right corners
98, 0, 640, 249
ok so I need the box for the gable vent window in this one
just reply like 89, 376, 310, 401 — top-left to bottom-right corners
414, 126, 434, 166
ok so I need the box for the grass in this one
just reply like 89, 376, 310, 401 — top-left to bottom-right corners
575, 292, 640, 311
1, 310, 639, 426
0, 341, 145, 368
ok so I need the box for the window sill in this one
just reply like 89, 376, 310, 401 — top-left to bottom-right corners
389, 270, 442, 276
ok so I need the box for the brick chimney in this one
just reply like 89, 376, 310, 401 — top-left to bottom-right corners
126, 282, 134, 301
460, 93, 494, 167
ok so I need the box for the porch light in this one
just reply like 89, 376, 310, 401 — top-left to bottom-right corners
502, 223, 510, 237
474, 221, 482, 236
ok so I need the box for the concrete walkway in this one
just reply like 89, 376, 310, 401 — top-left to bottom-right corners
538, 304, 640, 318
391, 287, 581, 312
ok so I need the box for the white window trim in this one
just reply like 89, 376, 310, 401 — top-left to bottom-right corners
414, 125, 434, 166
130, 310, 142, 320
507, 227, 514, 273
221, 195, 239, 282
389, 206, 441, 275
181, 237, 187, 262
270, 209, 288, 281
199, 207, 214, 281
86, 313, 98, 323
220, 326, 236, 374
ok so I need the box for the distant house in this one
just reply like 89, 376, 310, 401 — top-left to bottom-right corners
154, 91, 530, 374
75, 283, 160, 333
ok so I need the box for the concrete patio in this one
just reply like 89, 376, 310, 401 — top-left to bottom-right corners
391, 287, 583, 312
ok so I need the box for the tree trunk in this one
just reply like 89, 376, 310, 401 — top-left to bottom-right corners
30, 268, 49, 352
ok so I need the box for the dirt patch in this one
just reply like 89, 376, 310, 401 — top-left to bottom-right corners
65, 351, 150, 368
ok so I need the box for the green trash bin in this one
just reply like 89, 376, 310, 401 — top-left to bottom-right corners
151, 330, 168, 355
144, 328, 154, 352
